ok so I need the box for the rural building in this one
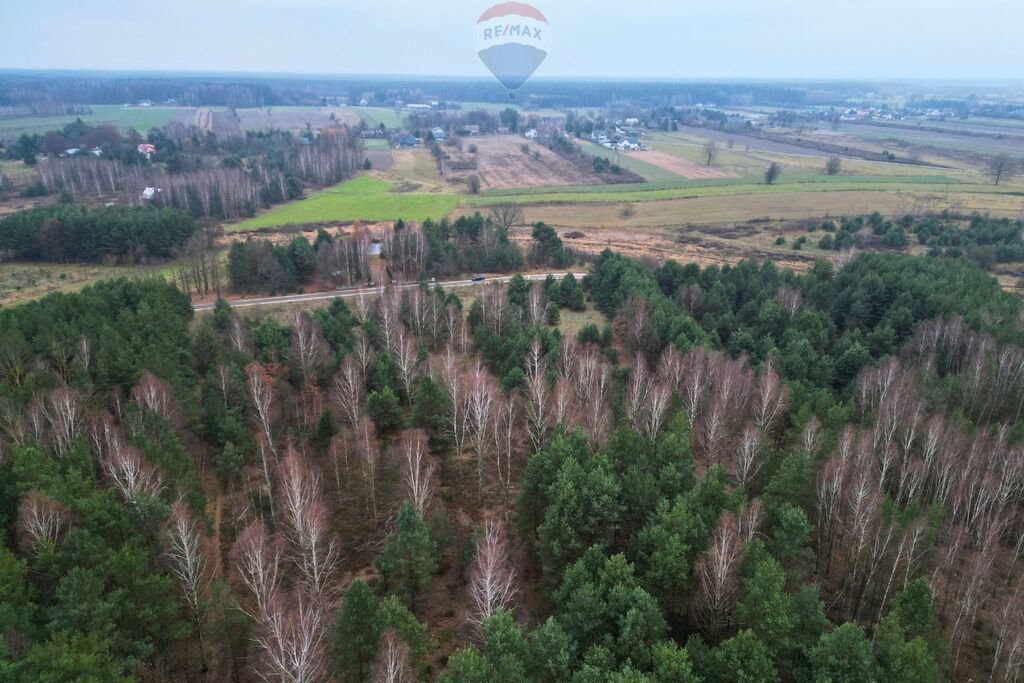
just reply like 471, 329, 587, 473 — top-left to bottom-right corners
463, 125, 481, 136
524, 128, 538, 140
395, 134, 419, 148
431, 127, 447, 142
137, 143, 156, 158
63, 148, 80, 156
140, 187, 160, 201
359, 98, 369, 107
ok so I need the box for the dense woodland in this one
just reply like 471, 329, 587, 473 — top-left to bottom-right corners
1, 247, 1024, 682
0, 204, 198, 263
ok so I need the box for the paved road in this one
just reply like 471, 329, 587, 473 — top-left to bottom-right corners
193, 273, 587, 311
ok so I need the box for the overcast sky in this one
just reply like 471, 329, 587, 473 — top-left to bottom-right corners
2, 0, 1021, 80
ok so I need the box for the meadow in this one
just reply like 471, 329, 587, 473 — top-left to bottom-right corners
233, 175, 459, 229
354, 107, 404, 129
0, 104, 194, 138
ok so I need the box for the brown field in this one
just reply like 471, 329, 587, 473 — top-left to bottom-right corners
505, 189, 1024, 231
627, 150, 735, 179
444, 136, 604, 191
362, 149, 394, 172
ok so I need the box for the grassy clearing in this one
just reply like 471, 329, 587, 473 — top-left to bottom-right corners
362, 138, 392, 151
0, 159, 35, 180
355, 108, 404, 129
383, 148, 450, 190
233, 175, 460, 229
0, 105, 194, 138
556, 304, 606, 337
0, 262, 170, 306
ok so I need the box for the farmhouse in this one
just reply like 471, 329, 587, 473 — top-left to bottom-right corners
140, 187, 160, 201
524, 128, 538, 140
463, 125, 481, 136
137, 143, 156, 158
395, 134, 419, 148
431, 127, 447, 142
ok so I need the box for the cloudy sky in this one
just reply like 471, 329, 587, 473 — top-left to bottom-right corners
2, 0, 1021, 80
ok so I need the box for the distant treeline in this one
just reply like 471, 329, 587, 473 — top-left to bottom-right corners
0, 72, 869, 109
0, 103, 91, 119
0, 204, 197, 263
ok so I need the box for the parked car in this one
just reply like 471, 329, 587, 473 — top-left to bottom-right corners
471, 274, 486, 282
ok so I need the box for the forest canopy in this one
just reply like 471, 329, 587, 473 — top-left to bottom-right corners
0, 250, 1022, 681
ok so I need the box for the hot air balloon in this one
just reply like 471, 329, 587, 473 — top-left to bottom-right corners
474, 2, 551, 99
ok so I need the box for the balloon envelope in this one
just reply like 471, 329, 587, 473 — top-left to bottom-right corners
474, 2, 551, 92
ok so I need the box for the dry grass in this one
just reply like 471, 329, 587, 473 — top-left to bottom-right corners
492, 188, 1024, 231
444, 136, 602, 191
557, 304, 606, 337
0, 262, 170, 306
383, 149, 450, 192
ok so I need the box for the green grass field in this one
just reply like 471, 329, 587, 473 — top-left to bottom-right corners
362, 138, 392, 151
355, 108, 404, 130
0, 104, 194, 138
233, 175, 459, 229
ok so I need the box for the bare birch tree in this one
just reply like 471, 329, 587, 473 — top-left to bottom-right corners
468, 520, 519, 628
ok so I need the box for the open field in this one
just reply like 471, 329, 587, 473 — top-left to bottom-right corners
362, 138, 391, 151
496, 188, 1024, 230
354, 107, 404, 129
631, 149, 734, 180
0, 104, 195, 139
445, 136, 604, 190
232, 106, 357, 132
382, 148, 449, 191
232, 175, 459, 229
362, 149, 394, 171
467, 174, 1016, 205
842, 122, 1024, 157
